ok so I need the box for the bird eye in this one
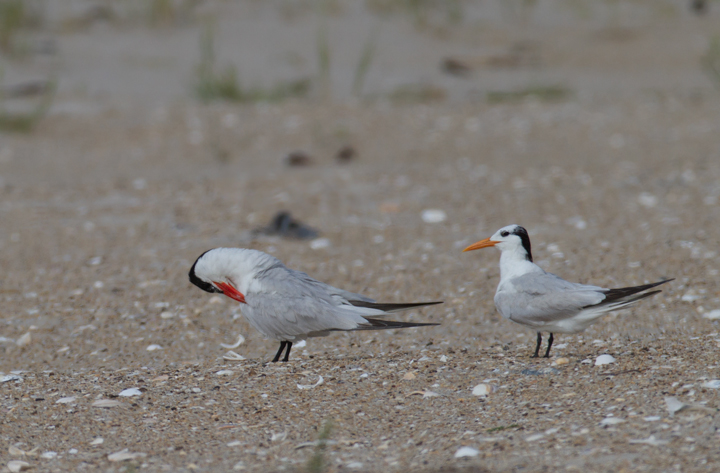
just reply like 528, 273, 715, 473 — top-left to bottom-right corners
500, 231, 510, 237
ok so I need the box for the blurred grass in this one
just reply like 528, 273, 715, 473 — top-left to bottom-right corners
352, 31, 377, 96
702, 36, 720, 92
0, 0, 44, 56
194, 23, 309, 103
0, 78, 55, 133
486, 85, 571, 103
306, 420, 333, 473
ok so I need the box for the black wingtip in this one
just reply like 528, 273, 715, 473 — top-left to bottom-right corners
358, 318, 441, 330
348, 300, 443, 312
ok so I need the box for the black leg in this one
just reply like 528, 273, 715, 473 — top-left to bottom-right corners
532, 332, 542, 358
272, 341, 287, 362
543, 333, 554, 358
282, 341, 293, 362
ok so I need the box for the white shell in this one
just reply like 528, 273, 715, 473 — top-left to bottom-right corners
454, 446, 479, 458
118, 388, 142, 397
594, 354, 616, 366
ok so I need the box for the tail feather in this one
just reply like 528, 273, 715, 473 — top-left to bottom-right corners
348, 300, 443, 313
354, 317, 440, 331
584, 279, 673, 310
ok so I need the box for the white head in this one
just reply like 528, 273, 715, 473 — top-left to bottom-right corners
189, 248, 281, 303
462, 224, 533, 262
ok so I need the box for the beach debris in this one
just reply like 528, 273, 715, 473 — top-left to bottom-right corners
553, 357, 570, 366
16, 332, 31, 347
441, 57, 473, 77
216, 370, 234, 376
284, 150, 312, 167
220, 334, 245, 349
335, 145, 356, 163
310, 238, 331, 250
270, 431, 287, 442
40, 451, 57, 459
55, 396, 76, 404
107, 449, 146, 462
421, 209, 446, 223
252, 211, 319, 240
92, 399, 122, 408
1, 375, 22, 383
409, 390, 439, 398
295, 340, 307, 348
472, 384, 493, 396
702, 380, 720, 389
7, 461, 31, 472
600, 417, 625, 426
403, 372, 416, 380
629, 435, 669, 446
297, 376, 324, 390
525, 433, 545, 442
454, 446, 480, 458
118, 388, 142, 397
703, 310, 720, 320
90, 438, 104, 446
146, 344, 162, 351
665, 397, 688, 415
9, 446, 26, 456
595, 354, 616, 366
223, 350, 246, 361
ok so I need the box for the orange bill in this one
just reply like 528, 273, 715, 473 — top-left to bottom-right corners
462, 238, 498, 252
213, 281, 246, 304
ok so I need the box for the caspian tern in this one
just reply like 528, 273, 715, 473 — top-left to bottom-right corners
463, 224, 672, 358
189, 248, 442, 362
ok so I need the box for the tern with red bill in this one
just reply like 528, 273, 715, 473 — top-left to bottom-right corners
189, 248, 441, 362
463, 224, 672, 358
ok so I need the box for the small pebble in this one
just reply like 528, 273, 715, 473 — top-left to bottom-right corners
665, 396, 687, 415
309, 238, 331, 250
146, 344, 163, 351
553, 357, 570, 366
216, 370, 234, 376
600, 417, 625, 425
40, 451, 57, 459
403, 372, 416, 380
421, 209, 447, 223
284, 150, 312, 167
90, 438, 104, 446
595, 354, 616, 366
472, 384, 491, 396
702, 310, 720, 320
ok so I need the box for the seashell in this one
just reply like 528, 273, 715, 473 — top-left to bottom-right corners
7, 461, 31, 472
16, 332, 31, 347
454, 446, 479, 458
107, 449, 146, 462
223, 351, 245, 361
402, 372, 416, 380
600, 417, 625, 425
215, 370, 234, 376
146, 344, 162, 351
92, 399, 122, 408
118, 388, 142, 397
553, 357, 570, 366
56, 396, 76, 404
220, 334, 245, 349
40, 451, 57, 459
595, 354, 616, 366
472, 384, 494, 396
297, 376, 324, 390
90, 438, 104, 446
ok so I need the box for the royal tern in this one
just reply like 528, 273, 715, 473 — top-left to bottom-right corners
463, 225, 672, 357
189, 248, 441, 362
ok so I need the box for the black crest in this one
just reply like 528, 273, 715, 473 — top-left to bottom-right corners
512, 226, 533, 262
189, 250, 221, 293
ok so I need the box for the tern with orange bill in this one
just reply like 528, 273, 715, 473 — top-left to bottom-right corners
189, 248, 441, 362
463, 224, 672, 358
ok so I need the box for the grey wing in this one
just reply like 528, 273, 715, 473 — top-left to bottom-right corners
247, 266, 373, 338
496, 272, 606, 325
285, 268, 375, 304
